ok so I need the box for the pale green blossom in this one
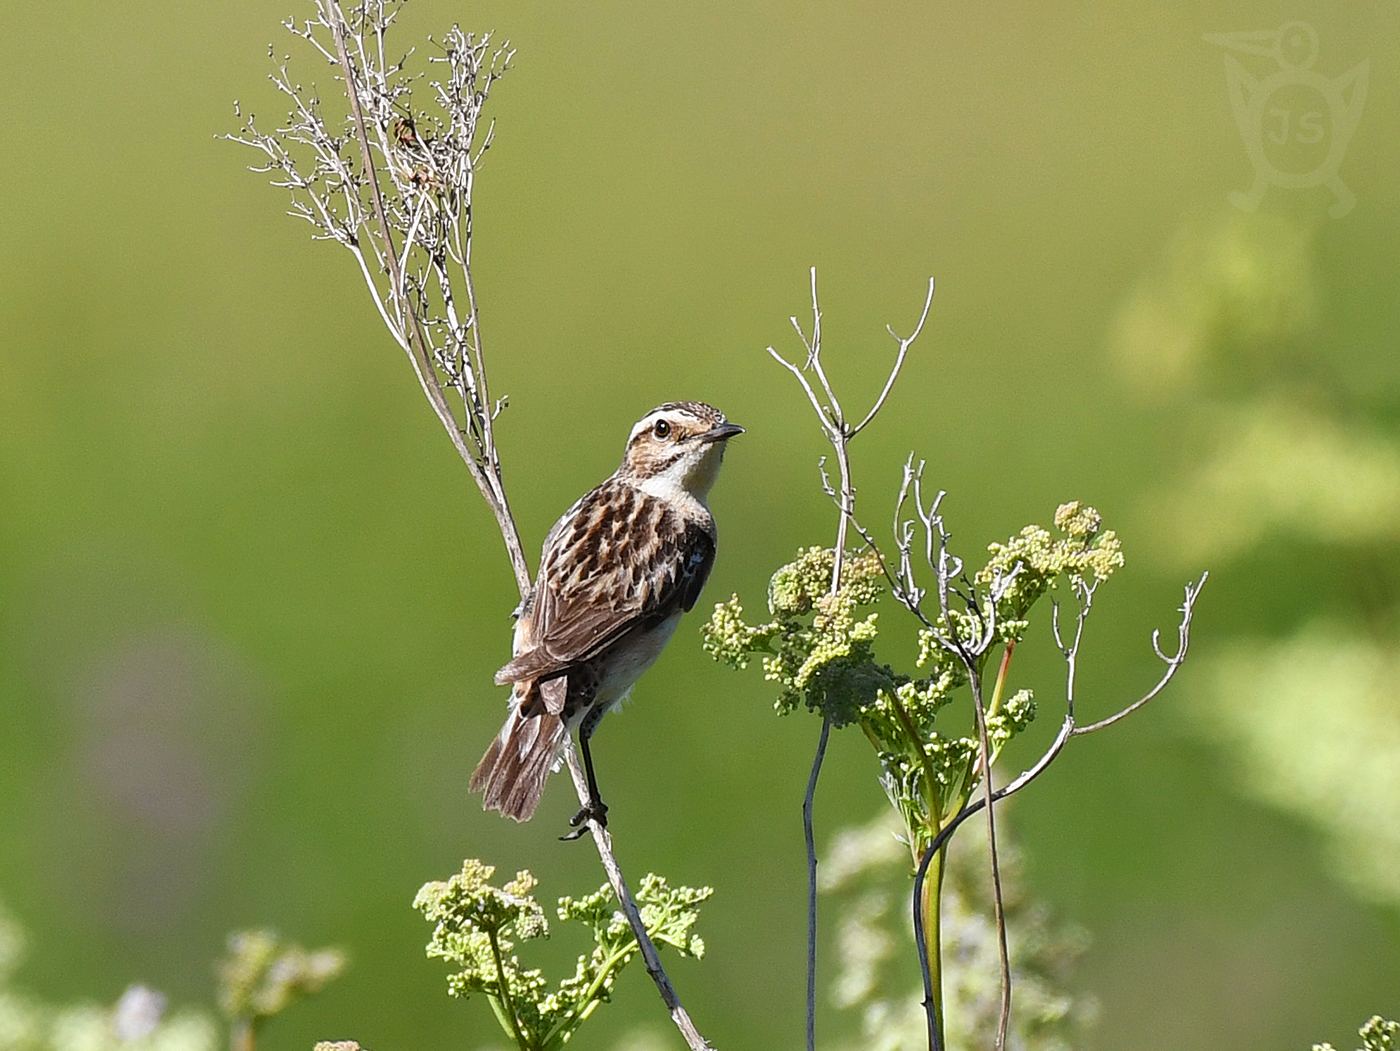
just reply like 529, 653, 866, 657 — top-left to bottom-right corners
414, 860, 708, 1051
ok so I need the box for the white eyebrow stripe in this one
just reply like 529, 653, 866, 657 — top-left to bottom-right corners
628, 413, 665, 444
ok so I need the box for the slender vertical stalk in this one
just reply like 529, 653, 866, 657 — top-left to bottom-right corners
804, 718, 832, 1051
769, 269, 937, 1051
968, 674, 1011, 1051
920, 849, 945, 1048
487, 927, 528, 1051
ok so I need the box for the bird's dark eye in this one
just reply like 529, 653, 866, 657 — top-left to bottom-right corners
653, 419, 671, 439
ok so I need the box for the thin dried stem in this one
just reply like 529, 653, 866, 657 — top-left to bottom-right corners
771, 269, 937, 1048
563, 746, 713, 1051
233, 0, 530, 593
851, 277, 935, 436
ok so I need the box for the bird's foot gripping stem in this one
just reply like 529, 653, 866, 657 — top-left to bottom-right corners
560, 798, 609, 841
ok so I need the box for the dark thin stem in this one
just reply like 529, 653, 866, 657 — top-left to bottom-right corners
804, 717, 832, 1051
983, 642, 1015, 1049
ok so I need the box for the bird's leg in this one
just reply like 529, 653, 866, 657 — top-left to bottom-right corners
562, 716, 609, 840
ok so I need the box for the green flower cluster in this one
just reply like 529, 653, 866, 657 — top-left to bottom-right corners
978, 501, 1124, 633
414, 860, 709, 1051
703, 547, 896, 726
704, 506, 1116, 856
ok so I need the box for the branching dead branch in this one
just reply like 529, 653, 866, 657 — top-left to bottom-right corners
229, 0, 529, 593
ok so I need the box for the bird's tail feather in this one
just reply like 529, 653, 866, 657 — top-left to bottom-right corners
470, 703, 568, 821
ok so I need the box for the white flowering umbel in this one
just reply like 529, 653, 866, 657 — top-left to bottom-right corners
1312, 1016, 1400, 1051
0, 897, 219, 1051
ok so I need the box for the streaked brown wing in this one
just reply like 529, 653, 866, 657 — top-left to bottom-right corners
495, 482, 715, 685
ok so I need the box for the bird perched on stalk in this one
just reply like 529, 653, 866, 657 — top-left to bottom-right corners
471, 401, 743, 837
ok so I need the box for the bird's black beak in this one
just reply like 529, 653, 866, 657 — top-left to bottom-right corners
700, 422, 744, 443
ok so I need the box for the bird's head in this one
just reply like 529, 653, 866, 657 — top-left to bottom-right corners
619, 401, 743, 503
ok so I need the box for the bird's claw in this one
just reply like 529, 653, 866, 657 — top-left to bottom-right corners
560, 799, 608, 841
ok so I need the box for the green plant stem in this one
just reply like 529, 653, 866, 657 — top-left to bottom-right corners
805, 716, 832, 1051
968, 660, 1012, 1051
544, 945, 634, 1051
886, 694, 944, 828
989, 641, 1015, 718
966, 641, 1017, 792
920, 848, 946, 1047
487, 927, 529, 1050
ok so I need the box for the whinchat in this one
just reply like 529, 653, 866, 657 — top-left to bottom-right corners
471, 401, 742, 835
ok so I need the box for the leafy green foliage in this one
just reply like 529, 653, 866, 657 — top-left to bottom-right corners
414, 860, 709, 1051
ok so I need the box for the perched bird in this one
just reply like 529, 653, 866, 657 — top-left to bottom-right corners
471, 401, 742, 835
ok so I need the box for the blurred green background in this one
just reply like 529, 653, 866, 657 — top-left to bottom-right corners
2, 0, 1398, 1048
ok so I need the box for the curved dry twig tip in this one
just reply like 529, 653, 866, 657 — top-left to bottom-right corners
769, 344, 833, 431
1051, 599, 1069, 652
854, 277, 936, 436
1070, 573, 1206, 737
787, 316, 817, 362
912, 572, 1207, 1049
